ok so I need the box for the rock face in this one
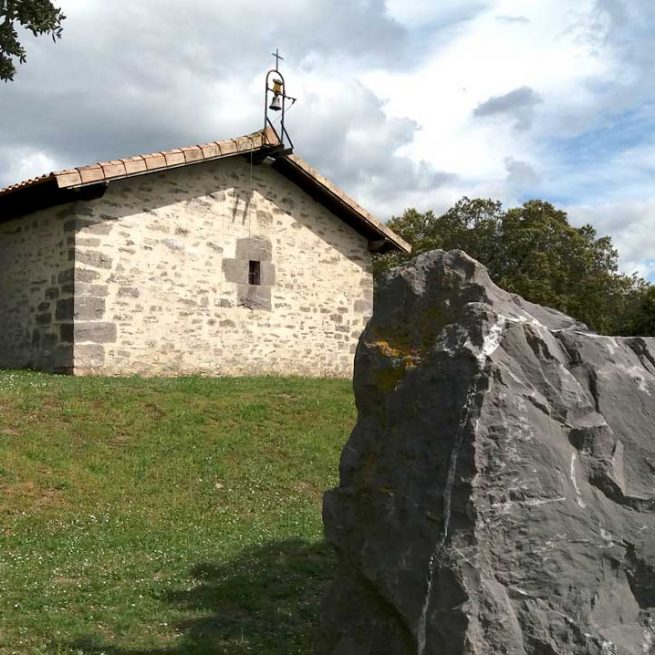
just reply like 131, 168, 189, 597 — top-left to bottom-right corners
319, 250, 655, 655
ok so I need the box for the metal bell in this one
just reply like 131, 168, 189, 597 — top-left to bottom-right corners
269, 94, 283, 111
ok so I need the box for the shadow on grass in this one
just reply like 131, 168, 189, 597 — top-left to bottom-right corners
66, 539, 334, 655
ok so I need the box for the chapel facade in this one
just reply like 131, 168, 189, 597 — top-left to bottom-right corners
0, 129, 409, 377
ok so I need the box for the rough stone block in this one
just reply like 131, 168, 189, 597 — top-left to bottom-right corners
42, 332, 58, 349
60, 323, 73, 343
117, 286, 140, 298
235, 236, 273, 261
76, 238, 101, 248
77, 250, 113, 269
51, 344, 73, 372
260, 262, 276, 286
75, 344, 106, 369
76, 268, 101, 283
80, 218, 114, 236
256, 209, 273, 226
354, 298, 373, 314
74, 296, 105, 320
162, 238, 184, 251
236, 284, 271, 311
55, 298, 74, 321
57, 268, 75, 284
223, 258, 248, 285
77, 283, 109, 297
73, 322, 117, 344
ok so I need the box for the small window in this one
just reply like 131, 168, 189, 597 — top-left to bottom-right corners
248, 260, 261, 286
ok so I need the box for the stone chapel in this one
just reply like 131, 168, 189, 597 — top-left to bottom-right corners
0, 126, 409, 377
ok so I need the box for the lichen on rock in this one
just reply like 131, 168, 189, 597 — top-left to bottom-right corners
319, 250, 655, 655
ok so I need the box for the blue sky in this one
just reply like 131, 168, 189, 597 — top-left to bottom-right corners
1, 0, 653, 280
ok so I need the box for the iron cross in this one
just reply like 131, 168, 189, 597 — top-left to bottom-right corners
272, 48, 284, 71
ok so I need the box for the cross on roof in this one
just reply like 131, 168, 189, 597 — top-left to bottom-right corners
272, 48, 284, 71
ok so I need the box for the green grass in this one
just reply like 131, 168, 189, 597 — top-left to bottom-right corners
0, 371, 355, 654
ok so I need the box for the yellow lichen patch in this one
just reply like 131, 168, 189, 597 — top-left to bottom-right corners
363, 298, 456, 393
366, 329, 426, 393
373, 358, 413, 393
374, 338, 410, 359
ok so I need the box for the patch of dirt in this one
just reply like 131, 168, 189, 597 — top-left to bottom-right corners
0, 480, 66, 512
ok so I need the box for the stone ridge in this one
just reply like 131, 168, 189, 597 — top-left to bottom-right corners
320, 249, 655, 655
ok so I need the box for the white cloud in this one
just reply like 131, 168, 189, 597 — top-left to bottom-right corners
0, 0, 653, 279
1, 149, 59, 185
358, 0, 654, 275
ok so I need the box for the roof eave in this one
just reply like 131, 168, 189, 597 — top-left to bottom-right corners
0, 177, 110, 223
272, 155, 411, 254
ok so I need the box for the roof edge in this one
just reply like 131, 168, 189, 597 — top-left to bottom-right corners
54, 128, 280, 190
276, 154, 411, 254
0, 129, 281, 200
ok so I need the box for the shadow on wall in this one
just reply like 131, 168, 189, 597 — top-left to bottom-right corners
64, 539, 334, 655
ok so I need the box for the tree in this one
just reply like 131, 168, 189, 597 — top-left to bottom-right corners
0, 0, 65, 81
634, 286, 655, 335
616, 281, 655, 336
375, 197, 654, 336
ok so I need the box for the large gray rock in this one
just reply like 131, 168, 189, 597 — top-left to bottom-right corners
320, 250, 655, 655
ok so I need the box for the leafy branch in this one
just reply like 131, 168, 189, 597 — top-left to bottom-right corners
0, 0, 65, 81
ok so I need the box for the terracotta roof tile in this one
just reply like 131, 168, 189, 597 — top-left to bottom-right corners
219, 140, 239, 156
199, 143, 220, 159
143, 153, 166, 170
54, 170, 82, 187
181, 146, 202, 163
163, 149, 185, 167
0, 130, 271, 197
99, 160, 127, 178
78, 165, 104, 184
123, 156, 148, 175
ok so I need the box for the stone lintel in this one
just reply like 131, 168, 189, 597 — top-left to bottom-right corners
235, 236, 273, 262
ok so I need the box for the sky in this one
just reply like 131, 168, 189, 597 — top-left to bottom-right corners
1, 0, 654, 280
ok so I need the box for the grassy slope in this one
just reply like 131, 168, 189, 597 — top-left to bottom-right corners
0, 372, 355, 655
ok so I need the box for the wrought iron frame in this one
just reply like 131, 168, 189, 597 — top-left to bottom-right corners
264, 62, 296, 150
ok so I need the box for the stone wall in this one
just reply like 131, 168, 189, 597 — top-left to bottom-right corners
70, 156, 373, 376
0, 207, 74, 372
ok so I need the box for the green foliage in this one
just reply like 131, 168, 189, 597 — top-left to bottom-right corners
375, 197, 654, 336
0, 372, 354, 653
0, 0, 65, 81
635, 285, 655, 335
615, 280, 655, 336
